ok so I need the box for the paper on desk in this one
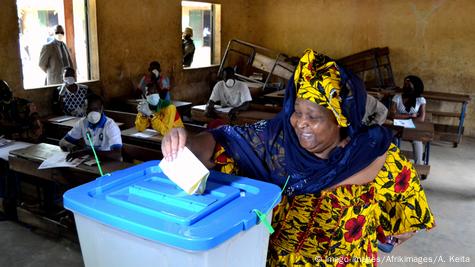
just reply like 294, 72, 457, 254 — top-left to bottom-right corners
48, 115, 76, 123
215, 106, 233, 113
393, 119, 416, 128
38, 151, 84, 169
0, 140, 33, 161
158, 146, 210, 195
131, 129, 159, 138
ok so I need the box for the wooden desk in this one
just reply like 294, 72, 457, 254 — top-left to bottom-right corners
261, 89, 285, 105
9, 143, 132, 185
401, 121, 434, 143
7, 143, 132, 237
422, 91, 471, 147
191, 104, 278, 125
121, 127, 163, 150
125, 99, 193, 117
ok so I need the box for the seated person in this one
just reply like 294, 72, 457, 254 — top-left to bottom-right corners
363, 94, 388, 126
205, 67, 252, 120
389, 75, 426, 164
0, 80, 43, 142
135, 82, 184, 136
53, 67, 91, 116
136, 61, 171, 101
59, 94, 122, 161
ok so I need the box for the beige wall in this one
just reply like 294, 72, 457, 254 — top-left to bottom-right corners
1, 0, 474, 136
247, 0, 475, 136
0, 0, 251, 112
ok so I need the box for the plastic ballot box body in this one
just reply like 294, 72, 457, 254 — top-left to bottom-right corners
63, 160, 281, 267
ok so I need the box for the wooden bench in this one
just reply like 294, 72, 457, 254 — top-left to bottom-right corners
423, 91, 471, 147
191, 104, 278, 125
337, 47, 395, 89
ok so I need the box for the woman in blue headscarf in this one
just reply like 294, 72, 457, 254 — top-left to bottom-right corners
162, 50, 434, 266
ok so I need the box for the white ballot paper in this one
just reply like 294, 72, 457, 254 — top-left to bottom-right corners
38, 151, 84, 169
131, 129, 159, 138
393, 119, 416, 128
159, 146, 210, 195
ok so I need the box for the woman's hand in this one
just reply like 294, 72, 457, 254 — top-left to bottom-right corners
161, 127, 187, 161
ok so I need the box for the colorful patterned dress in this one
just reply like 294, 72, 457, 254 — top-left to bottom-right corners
267, 144, 434, 266
212, 131, 434, 267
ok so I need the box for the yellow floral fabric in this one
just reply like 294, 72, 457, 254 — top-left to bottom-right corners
135, 104, 184, 136
294, 49, 348, 127
267, 144, 435, 266
214, 143, 435, 267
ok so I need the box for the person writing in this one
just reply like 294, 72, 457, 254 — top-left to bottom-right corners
135, 83, 184, 136
59, 94, 122, 161
205, 67, 252, 121
136, 61, 171, 101
53, 67, 91, 116
389, 75, 426, 164
162, 50, 434, 266
39, 25, 74, 85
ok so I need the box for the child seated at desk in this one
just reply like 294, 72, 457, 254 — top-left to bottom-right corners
389, 75, 426, 164
205, 67, 252, 120
59, 94, 122, 161
53, 67, 91, 117
135, 82, 183, 136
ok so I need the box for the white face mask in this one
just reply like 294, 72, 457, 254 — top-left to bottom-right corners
55, 34, 64, 42
64, 76, 75, 85
151, 69, 160, 78
87, 111, 101, 124
225, 79, 235, 88
146, 93, 160, 106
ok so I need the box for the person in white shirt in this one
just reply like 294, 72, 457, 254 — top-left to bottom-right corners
389, 75, 426, 164
205, 67, 252, 120
59, 94, 122, 161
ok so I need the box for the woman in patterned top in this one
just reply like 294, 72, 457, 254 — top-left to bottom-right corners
161, 50, 434, 266
53, 67, 91, 117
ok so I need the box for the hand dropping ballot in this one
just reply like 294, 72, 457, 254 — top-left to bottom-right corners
159, 147, 209, 195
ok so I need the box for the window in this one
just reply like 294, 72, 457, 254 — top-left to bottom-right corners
16, 0, 99, 89
181, 1, 221, 68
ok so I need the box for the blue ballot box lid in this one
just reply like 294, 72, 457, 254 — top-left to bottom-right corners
63, 160, 281, 251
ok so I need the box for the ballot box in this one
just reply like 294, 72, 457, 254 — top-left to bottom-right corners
63, 160, 281, 267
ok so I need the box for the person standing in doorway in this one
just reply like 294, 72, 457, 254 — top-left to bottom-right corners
182, 27, 195, 67
39, 25, 74, 85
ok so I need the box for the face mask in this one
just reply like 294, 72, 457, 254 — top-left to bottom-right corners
64, 77, 75, 85
225, 79, 235, 88
55, 34, 64, 42
151, 69, 160, 78
146, 93, 160, 106
87, 111, 101, 124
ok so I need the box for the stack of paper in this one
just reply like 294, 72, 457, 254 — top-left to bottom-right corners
131, 129, 159, 138
393, 119, 416, 128
159, 146, 210, 195
48, 115, 76, 123
38, 151, 85, 169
